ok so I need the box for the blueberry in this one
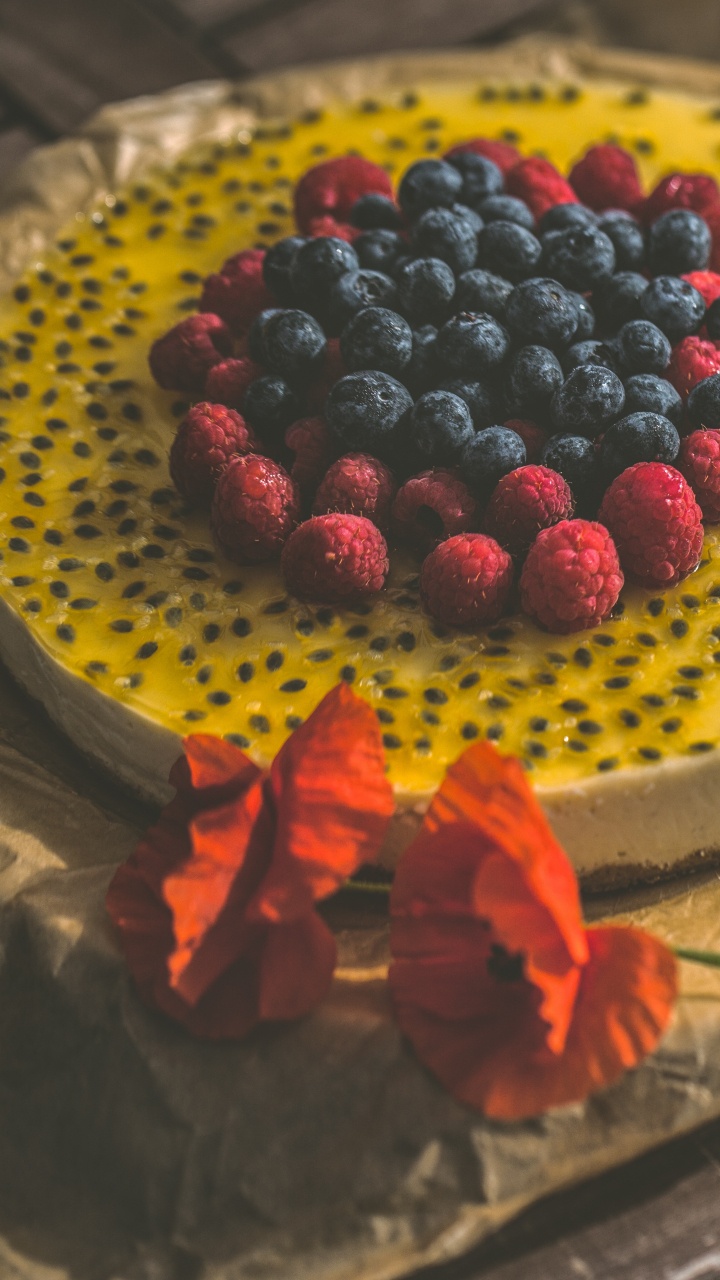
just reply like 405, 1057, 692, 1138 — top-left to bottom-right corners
561, 339, 620, 376
325, 370, 413, 452
687, 373, 720, 430
453, 202, 484, 235
538, 203, 598, 233
540, 433, 599, 501
447, 151, 503, 208
291, 237, 359, 309
455, 268, 512, 319
478, 221, 542, 283
593, 272, 647, 331
479, 194, 534, 229
597, 211, 645, 271
706, 296, 720, 340
340, 306, 413, 377
349, 193, 401, 230
410, 207, 478, 274
541, 225, 616, 291
243, 374, 301, 442
398, 159, 462, 219
262, 309, 326, 382
396, 257, 456, 325
640, 276, 706, 342
328, 269, 398, 329
505, 278, 580, 348
248, 307, 281, 363
355, 229, 404, 274
405, 325, 439, 394
435, 311, 510, 376
551, 365, 625, 438
410, 390, 475, 462
462, 426, 526, 496
262, 236, 306, 304
624, 373, 683, 427
568, 291, 595, 341
617, 319, 671, 374
506, 345, 563, 415
647, 209, 711, 274
439, 377, 496, 429
599, 411, 680, 478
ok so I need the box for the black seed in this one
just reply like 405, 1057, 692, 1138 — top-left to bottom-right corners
605, 676, 631, 689
678, 665, 703, 679
620, 710, 641, 727
578, 720, 603, 735
690, 741, 715, 753
266, 650, 284, 671
238, 662, 254, 682
75, 524, 101, 539
86, 661, 107, 675
296, 618, 314, 636
49, 581, 69, 599
44, 529, 63, 545
535, 672, 557, 686
70, 597, 97, 610
530, 717, 549, 732
122, 581, 146, 599
642, 694, 665, 707
461, 722, 479, 740
674, 685, 699, 700
142, 544, 165, 559
280, 678, 306, 693
662, 717, 682, 733
593, 634, 616, 647
671, 619, 689, 638
95, 562, 114, 581
340, 665, 356, 682
370, 636, 389, 652
8, 538, 29, 552
250, 714, 271, 733
264, 599, 289, 614
636, 633, 657, 647
202, 623, 221, 644
573, 648, 592, 667
184, 710, 206, 722
639, 747, 661, 761
145, 592, 168, 608
309, 649, 333, 662
179, 645, 196, 665
232, 617, 252, 638
648, 598, 664, 616
597, 758, 618, 772
11, 575, 33, 587
383, 733, 402, 749
568, 740, 588, 752
11, 516, 34, 529
384, 686, 408, 699
208, 691, 231, 706
527, 741, 547, 758
110, 619, 133, 633
486, 724, 503, 740
56, 624, 75, 642
165, 608, 182, 627
346, 624, 369, 639
459, 672, 480, 689
488, 695, 510, 710
197, 666, 211, 684
183, 567, 210, 581
562, 699, 588, 712
424, 688, 448, 705
615, 655, 639, 667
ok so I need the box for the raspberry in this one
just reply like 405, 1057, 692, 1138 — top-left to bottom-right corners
682, 271, 720, 307
306, 216, 359, 242
170, 402, 257, 507
294, 156, 393, 235
666, 335, 720, 401
205, 356, 263, 410
444, 137, 521, 176
420, 533, 513, 628
211, 454, 300, 563
520, 519, 624, 633
484, 465, 574, 557
313, 453, 396, 529
281, 514, 388, 602
392, 469, 478, 554
505, 156, 578, 220
306, 336, 346, 413
679, 429, 720, 521
285, 416, 334, 499
200, 249, 272, 335
149, 313, 232, 393
643, 172, 720, 224
569, 144, 644, 213
504, 418, 548, 463
598, 461, 703, 586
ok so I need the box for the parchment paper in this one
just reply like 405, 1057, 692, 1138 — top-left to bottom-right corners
3, 37, 720, 1280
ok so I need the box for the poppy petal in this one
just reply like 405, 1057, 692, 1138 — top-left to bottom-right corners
259, 914, 337, 1020
171, 733, 261, 800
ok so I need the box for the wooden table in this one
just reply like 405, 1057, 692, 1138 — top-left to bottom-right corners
1, 2, 720, 1278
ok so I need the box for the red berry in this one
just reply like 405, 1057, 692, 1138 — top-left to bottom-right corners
306, 337, 346, 413
211, 454, 300, 564
306, 216, 359, 242
520, 519, 623, 634
149, 313, 232, 393
170, 402, 257, 507
484, 465, 574, 557
667, 335, 720, 401
679, 429, 720, 522
392, 469, 478, 554
503, 418, 548, 463
294, 156, 393, 235
313, 453, 396, 529
200, 249, 272, 335
598, 461, 703, 586
705, 205, 720, 272
506, 156, 578, 220
205, 356, 263, 410
281, 514, 388, 602
444, 137, 521, 176
643, 172, 720, 224
569, 144, 644, 213
682, 271, 720, 307
285, 416, 334, 499
420, 533, 513, 629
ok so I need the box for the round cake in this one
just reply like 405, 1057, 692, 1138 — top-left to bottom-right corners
4, 45, 720, 885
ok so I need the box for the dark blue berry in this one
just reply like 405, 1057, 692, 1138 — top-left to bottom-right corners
706, 296, 720, 341
262, 236, 306, 304
455, 269, 512, 319
410, 207, 478, 274
551, 364, 625, 438
326, 370, 412, 453
617, 319, 671, 374
396, 257, 455, 325
243, 374, 301, 442
435, 311, 510, 376
291, 236, 359, 309
328, 269, 398, 329
561, 339, 620, 376
349, 193, 401, 230
398, 159, 462, 218
687, 373, 720, 430
506, 345, 563, 415
640, 276, 705, 342
262, 309, 326, 382
453, 202, 484, 234
479, 194, 534, 229
541, 224, 616, 290
568, 291, 595, 341
593, 271, 646, 331
355, 229, 404, 274
340, 306, 412, 377
478, 221, 542, 283
462, 426, 526, 496
596, 211, 645, 271
505, 278, 580, 348
647, 209, 712, 275
599, 411, 680, 478
540, 433, 599, 501
439, 378, 496, 429
538, 203, 598, 233
248, 307, 281, 364
447, 151, 503, 208
405, 325, 439, 394
623, 373, 683, 428
410, 390, 475, 462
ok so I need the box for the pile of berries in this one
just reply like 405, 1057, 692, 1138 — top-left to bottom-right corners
149, 143, 720, 634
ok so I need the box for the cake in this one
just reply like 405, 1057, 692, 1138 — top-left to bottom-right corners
4, 47, 720, 885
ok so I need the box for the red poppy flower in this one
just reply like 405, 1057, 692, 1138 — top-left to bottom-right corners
389, 743, 677, 1119
107, 684, 394, 1038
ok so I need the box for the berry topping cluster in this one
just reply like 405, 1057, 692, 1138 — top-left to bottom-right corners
150, 141, 720, 634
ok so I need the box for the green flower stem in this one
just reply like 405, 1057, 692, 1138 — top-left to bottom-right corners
674, 946, 720, 969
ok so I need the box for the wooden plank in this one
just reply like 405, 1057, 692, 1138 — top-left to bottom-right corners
0, 28, 100, 134
164, 0, 265, 29
0, 126, 44, 182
